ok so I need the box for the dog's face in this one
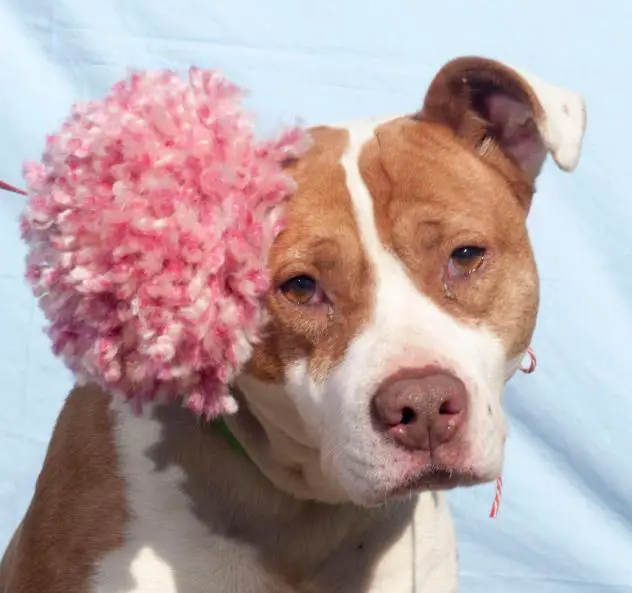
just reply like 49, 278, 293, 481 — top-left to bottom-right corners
243, 57, 586, 506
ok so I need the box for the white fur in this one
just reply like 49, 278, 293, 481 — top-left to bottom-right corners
92, 398, 458, 593
232, 373, 349, 503
92, 399, 292, 593
512, 66, 587, 171
282, 119, 510, 505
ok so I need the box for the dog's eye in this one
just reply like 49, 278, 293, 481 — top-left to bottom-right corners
448, 246, 486, 277
280, 275, 322, 305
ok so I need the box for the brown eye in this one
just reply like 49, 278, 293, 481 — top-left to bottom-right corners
280, 275, 322, 305
448, 246, 486, 277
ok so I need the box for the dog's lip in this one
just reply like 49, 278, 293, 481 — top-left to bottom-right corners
353, 467, 490, 507
388, 467, 480, 496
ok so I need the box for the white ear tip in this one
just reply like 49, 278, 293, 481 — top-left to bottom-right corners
507, 65, 587, 173
546, 91, 587, 172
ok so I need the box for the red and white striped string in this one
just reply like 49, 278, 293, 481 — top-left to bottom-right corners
489, 476, 503, 519
489, 347, 537, 519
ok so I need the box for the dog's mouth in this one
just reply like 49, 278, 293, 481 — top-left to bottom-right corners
351, 466, 485, 507
388, 466, 480, 497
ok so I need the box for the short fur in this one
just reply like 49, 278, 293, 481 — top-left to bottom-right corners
0, 56, 586, 593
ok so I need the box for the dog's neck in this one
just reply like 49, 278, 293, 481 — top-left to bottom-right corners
225, 374, 350, 504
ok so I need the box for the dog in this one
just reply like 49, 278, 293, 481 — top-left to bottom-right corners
0, 55, 586, 593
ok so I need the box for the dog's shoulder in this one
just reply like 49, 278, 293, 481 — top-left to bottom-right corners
0, 384, 458, 593
0, 385, 127, 593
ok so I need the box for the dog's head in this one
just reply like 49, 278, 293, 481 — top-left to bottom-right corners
238, 56, 586, 506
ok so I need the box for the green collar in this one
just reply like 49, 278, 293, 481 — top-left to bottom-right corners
214, 417, 249, 459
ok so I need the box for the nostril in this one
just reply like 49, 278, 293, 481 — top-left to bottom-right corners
400, 406, 416, 425
439, 396, 463, 416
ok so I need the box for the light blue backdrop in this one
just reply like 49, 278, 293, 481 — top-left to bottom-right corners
0, 1, 630, 591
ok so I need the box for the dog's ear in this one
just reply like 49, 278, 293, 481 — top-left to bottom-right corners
418, 56, 586, 180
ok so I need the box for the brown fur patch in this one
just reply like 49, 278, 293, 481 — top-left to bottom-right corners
246, 126, 374, 383
0, 385, 127, 593
360, 116, 538, 359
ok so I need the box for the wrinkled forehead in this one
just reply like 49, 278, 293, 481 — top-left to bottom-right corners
269, 125, 361, 274
276, 125, 354, 242
272, 118, 524, 268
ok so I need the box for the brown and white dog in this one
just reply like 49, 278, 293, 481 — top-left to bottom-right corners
0, 56, 586, 593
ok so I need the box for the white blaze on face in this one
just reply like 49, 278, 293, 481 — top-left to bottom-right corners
283, 120, 509, 505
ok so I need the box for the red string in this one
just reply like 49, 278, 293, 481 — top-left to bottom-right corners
489, 476, 503, 519
520, 347, 537, 374
491, 347, 536, 519
0, 180, 26, 196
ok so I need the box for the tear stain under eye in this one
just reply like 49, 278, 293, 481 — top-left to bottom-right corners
443, 279, 457, 301
443, 259, 483, 301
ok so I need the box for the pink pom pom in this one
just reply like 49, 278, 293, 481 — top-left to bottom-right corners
21, 68, 310, 418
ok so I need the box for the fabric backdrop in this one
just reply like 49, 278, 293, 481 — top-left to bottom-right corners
0, 1, 630, 591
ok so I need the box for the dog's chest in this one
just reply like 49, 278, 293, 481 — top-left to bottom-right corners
91, 405, 458, 593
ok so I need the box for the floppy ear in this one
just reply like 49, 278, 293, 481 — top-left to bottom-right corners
418, 56, 586, 180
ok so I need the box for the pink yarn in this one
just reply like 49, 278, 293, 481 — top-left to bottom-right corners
21, 68, 309, 418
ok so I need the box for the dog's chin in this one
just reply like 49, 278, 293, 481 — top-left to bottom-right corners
327, 433, 504, 507
389, 467, 482, 496
346, 467, 495, 507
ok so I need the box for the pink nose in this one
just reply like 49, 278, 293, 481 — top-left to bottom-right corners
372, 371, 467, 451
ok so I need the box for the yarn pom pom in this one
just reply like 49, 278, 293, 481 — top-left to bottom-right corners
21, 68, 310, 418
